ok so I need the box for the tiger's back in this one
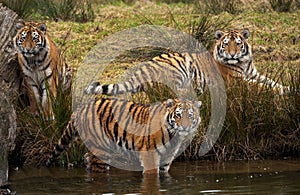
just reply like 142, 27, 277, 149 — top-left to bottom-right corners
13, 20, 72, 118
46, 98, 201, 174
85, 28, 288, 96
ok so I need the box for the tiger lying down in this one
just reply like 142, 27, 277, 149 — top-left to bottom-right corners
85, 28, 289, 96
46, 98, 202, 174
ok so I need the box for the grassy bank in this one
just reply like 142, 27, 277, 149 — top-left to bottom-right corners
7, 0, 299, 166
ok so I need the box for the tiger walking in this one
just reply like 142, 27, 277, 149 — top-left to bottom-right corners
46, 98, 202, 174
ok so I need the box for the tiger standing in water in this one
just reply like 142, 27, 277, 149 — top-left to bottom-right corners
13, 20, 72, 119
46, 98, 202, 174
84, 29, 289, 96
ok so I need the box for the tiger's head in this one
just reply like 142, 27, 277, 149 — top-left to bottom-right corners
165, 99, 201, 136
213, 29, 252, 66
14, 20, 47, 58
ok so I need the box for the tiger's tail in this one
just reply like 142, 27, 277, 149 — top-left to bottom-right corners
45, 118, 78, 167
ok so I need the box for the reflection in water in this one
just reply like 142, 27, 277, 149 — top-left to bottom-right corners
9, 160, 300, 194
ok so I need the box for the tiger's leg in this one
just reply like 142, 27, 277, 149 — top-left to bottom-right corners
42, 80, 55, 119
248, 76, 289, 95
84, 152, 110, 172
140, 151, 160, 174
246, 67, 290, 95
26, 82, 40, 115
159, 163, 171, 174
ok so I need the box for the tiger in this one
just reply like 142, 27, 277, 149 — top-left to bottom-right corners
84, 28, 288, 96
213, 28, 288, 94
45, 98, 202, 174
13, 20, 72, 119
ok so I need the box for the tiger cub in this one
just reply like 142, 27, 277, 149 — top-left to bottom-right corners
84, 29, 288, 96
13, 20, 72, 118
46, 98, 202, 174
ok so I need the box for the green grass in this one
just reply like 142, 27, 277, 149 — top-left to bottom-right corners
11, 0, 300, 166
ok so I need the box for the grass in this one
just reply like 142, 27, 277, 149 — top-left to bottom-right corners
10, 0, 300, 166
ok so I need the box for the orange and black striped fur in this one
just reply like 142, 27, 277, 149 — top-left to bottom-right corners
46, 98, 201, 174
84, 29, 288, 96
14, 20, 72, 118
213, 29, 288, 94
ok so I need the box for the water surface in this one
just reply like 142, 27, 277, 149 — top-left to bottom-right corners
9, 159, 300, 194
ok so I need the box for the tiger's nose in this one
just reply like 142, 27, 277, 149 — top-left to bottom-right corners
229, 51, 236, 57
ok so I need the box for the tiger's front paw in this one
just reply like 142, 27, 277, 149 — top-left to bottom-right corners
84, 81, 100, 94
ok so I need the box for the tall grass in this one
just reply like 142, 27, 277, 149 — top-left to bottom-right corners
184, 66, 300, 161
1, 0, 95, 22
35, 0, 95, 22
11, 82, 87, 167
200, 0, 241, 14
269, 0, 294, 12
0, 0, 34, 18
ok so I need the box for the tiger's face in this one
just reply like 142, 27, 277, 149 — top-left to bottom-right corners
214, 29, 251, 65
14, 21, 47, 58
166, 99, 201, 136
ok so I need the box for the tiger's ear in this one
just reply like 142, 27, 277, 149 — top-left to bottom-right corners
215, 30, 224, 40
195, 101, 202, 108
166, 99, 174, 108
241, 29, 250, 39
38, 23, 47, 32
16, 19, 25, 30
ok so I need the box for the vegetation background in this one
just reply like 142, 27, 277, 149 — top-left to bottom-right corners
1, 0, 299, 167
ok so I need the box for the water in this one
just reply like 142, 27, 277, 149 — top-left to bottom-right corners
9, 160, 300, 194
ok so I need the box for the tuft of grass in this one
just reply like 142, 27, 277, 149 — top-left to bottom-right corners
189, 14, 235, 50
269, 0, 294, 12
200, 0, 241, 14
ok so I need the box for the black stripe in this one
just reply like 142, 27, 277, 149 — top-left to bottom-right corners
22, 58, 33, 72
40, 60, 51, 71
102, 85, 109, 94
131, 136, 135, 150
161, 129, 166, 146
245, 60, 252, 74
125, 139, 129, 149
87, 102, 99, 142
102, 101, 114, 140
113, 123, 119, 142
96, 98, 107, 114
118, 138, 122, 147
38, 51, 48, 64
